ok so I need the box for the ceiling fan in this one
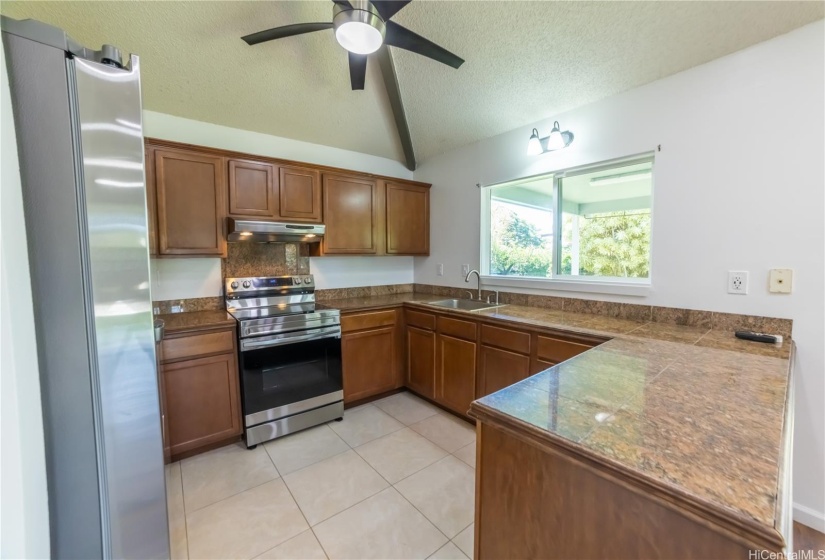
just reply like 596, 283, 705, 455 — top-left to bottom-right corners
241, 0, 464, 90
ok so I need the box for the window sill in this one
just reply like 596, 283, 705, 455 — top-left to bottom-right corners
479, 275, 652, 297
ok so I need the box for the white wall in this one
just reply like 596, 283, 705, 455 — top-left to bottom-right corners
144, 112, 416, 299
0, 40, 51, 559
150, 256, 414, 300
310, 256, 414, 289
413, 21, 825, 530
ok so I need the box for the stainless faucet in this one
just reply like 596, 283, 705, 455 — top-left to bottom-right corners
465, 269, 482, 301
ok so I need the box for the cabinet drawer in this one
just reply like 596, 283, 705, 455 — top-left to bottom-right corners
161, 329, 235, 362
438, 316, 477, 341
406, 309, 436, 331
342, 309, 397, 333
536, 335, 592, 364
480, 324, 530, 355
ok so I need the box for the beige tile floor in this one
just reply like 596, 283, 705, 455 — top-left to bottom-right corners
166, 391, 477, 560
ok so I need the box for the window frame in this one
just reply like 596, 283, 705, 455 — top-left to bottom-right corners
480, 152, 655, 297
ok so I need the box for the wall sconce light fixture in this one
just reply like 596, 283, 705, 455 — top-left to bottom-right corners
527, 121, 574, 155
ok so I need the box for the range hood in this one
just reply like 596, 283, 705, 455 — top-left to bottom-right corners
226, 218, 325, 243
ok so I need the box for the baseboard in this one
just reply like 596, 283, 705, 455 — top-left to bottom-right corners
794, 503, 825, 533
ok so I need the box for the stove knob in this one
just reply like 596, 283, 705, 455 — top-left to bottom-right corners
230, 281, 239, 289
242, 280, 251, 288
293, 278, 301, 285
304, 277, 312, 284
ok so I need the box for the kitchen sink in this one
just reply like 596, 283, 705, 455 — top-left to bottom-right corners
427, 299, 503, 311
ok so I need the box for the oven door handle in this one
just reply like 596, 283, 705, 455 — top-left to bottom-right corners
240, 326, 341, 351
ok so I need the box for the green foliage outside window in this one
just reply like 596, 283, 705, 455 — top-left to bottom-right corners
490, 205, 552, 277
560, 211, 651, 278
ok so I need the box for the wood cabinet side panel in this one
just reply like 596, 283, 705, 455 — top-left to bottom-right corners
476, 423, 754, 559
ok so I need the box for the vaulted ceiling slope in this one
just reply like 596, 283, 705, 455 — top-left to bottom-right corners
2, 1, 821, 165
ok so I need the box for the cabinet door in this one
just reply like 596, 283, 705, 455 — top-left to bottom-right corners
386, 182, 429, 255
323, 174, 380, 254
228, 159, 276, 218
530, 359, 556, 375
145, 145, 158, 256
162, 352, 241, 457
279, 165, 322, 222
480, 345, 531, 397
342, 326, 396, 403
437, 334, 477, 415
407, 326, 436, 398
154, 149, 226, 256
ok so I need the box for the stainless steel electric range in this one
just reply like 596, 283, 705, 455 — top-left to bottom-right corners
225, 275, 342, 448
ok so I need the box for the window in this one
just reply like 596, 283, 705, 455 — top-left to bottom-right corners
482, 156, 653, 286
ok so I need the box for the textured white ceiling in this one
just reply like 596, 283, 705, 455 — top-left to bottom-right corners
2, 1, 822, 165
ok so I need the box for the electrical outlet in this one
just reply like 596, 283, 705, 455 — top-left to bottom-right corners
769, 269, 793, 293
461, 264, 470, 276
436, 263, 444, 276
727, 271, 749, 295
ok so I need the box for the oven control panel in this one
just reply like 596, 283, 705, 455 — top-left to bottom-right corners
225, 275, 314, 295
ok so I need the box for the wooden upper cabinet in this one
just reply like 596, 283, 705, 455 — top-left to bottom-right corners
322, 173, 380, 254
144, 145, 158, 256
227, 159, 276, 218
279, 165, 322, 222
386, 182, 429, 255
153, 148, 226, 257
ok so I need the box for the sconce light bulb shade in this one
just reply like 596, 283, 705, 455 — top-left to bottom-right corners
527, 128, 542, 156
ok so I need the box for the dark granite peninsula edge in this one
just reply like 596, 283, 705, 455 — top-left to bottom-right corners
469, 338, 794, 559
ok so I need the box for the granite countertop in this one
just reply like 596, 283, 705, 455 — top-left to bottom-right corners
157, 310, 235, 334
317, 293, 445, 311
321, 293, 792, 536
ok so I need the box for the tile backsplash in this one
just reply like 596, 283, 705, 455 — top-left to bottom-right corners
223, 242, 310, 278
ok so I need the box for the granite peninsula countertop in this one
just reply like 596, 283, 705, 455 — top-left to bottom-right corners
320, 293, 793, 537
157, 310, 235, 335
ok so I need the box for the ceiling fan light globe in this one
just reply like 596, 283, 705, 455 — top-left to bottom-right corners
336, 21, 383, 54
333, 7, 386, 55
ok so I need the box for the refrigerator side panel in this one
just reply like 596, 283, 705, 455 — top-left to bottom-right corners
73, 55, 169, 560
1, 32, 104, 559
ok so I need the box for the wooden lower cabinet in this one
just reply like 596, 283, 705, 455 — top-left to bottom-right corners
159, 325, 242, 461
407, 325, 436, 399
479, 345, 531, 397
436, 334, 477, 415
342, 325, 397, 403
162, 352, 241, 458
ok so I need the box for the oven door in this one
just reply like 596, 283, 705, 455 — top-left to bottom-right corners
238, 326, 343, 427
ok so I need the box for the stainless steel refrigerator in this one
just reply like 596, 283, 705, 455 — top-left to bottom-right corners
2, 17, 169, 559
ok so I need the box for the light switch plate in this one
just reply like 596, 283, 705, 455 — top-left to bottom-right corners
436, 263, 444, 276
461, 264, 470, 276
769, 269, 793, 293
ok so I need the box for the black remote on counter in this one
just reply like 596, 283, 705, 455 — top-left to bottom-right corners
734, 330, 778, 344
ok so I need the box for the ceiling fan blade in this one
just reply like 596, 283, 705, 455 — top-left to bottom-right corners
242, 22, 333, 46
348, 52, 367, 90
383, 21, 464, 69
369, 0, 412, 21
